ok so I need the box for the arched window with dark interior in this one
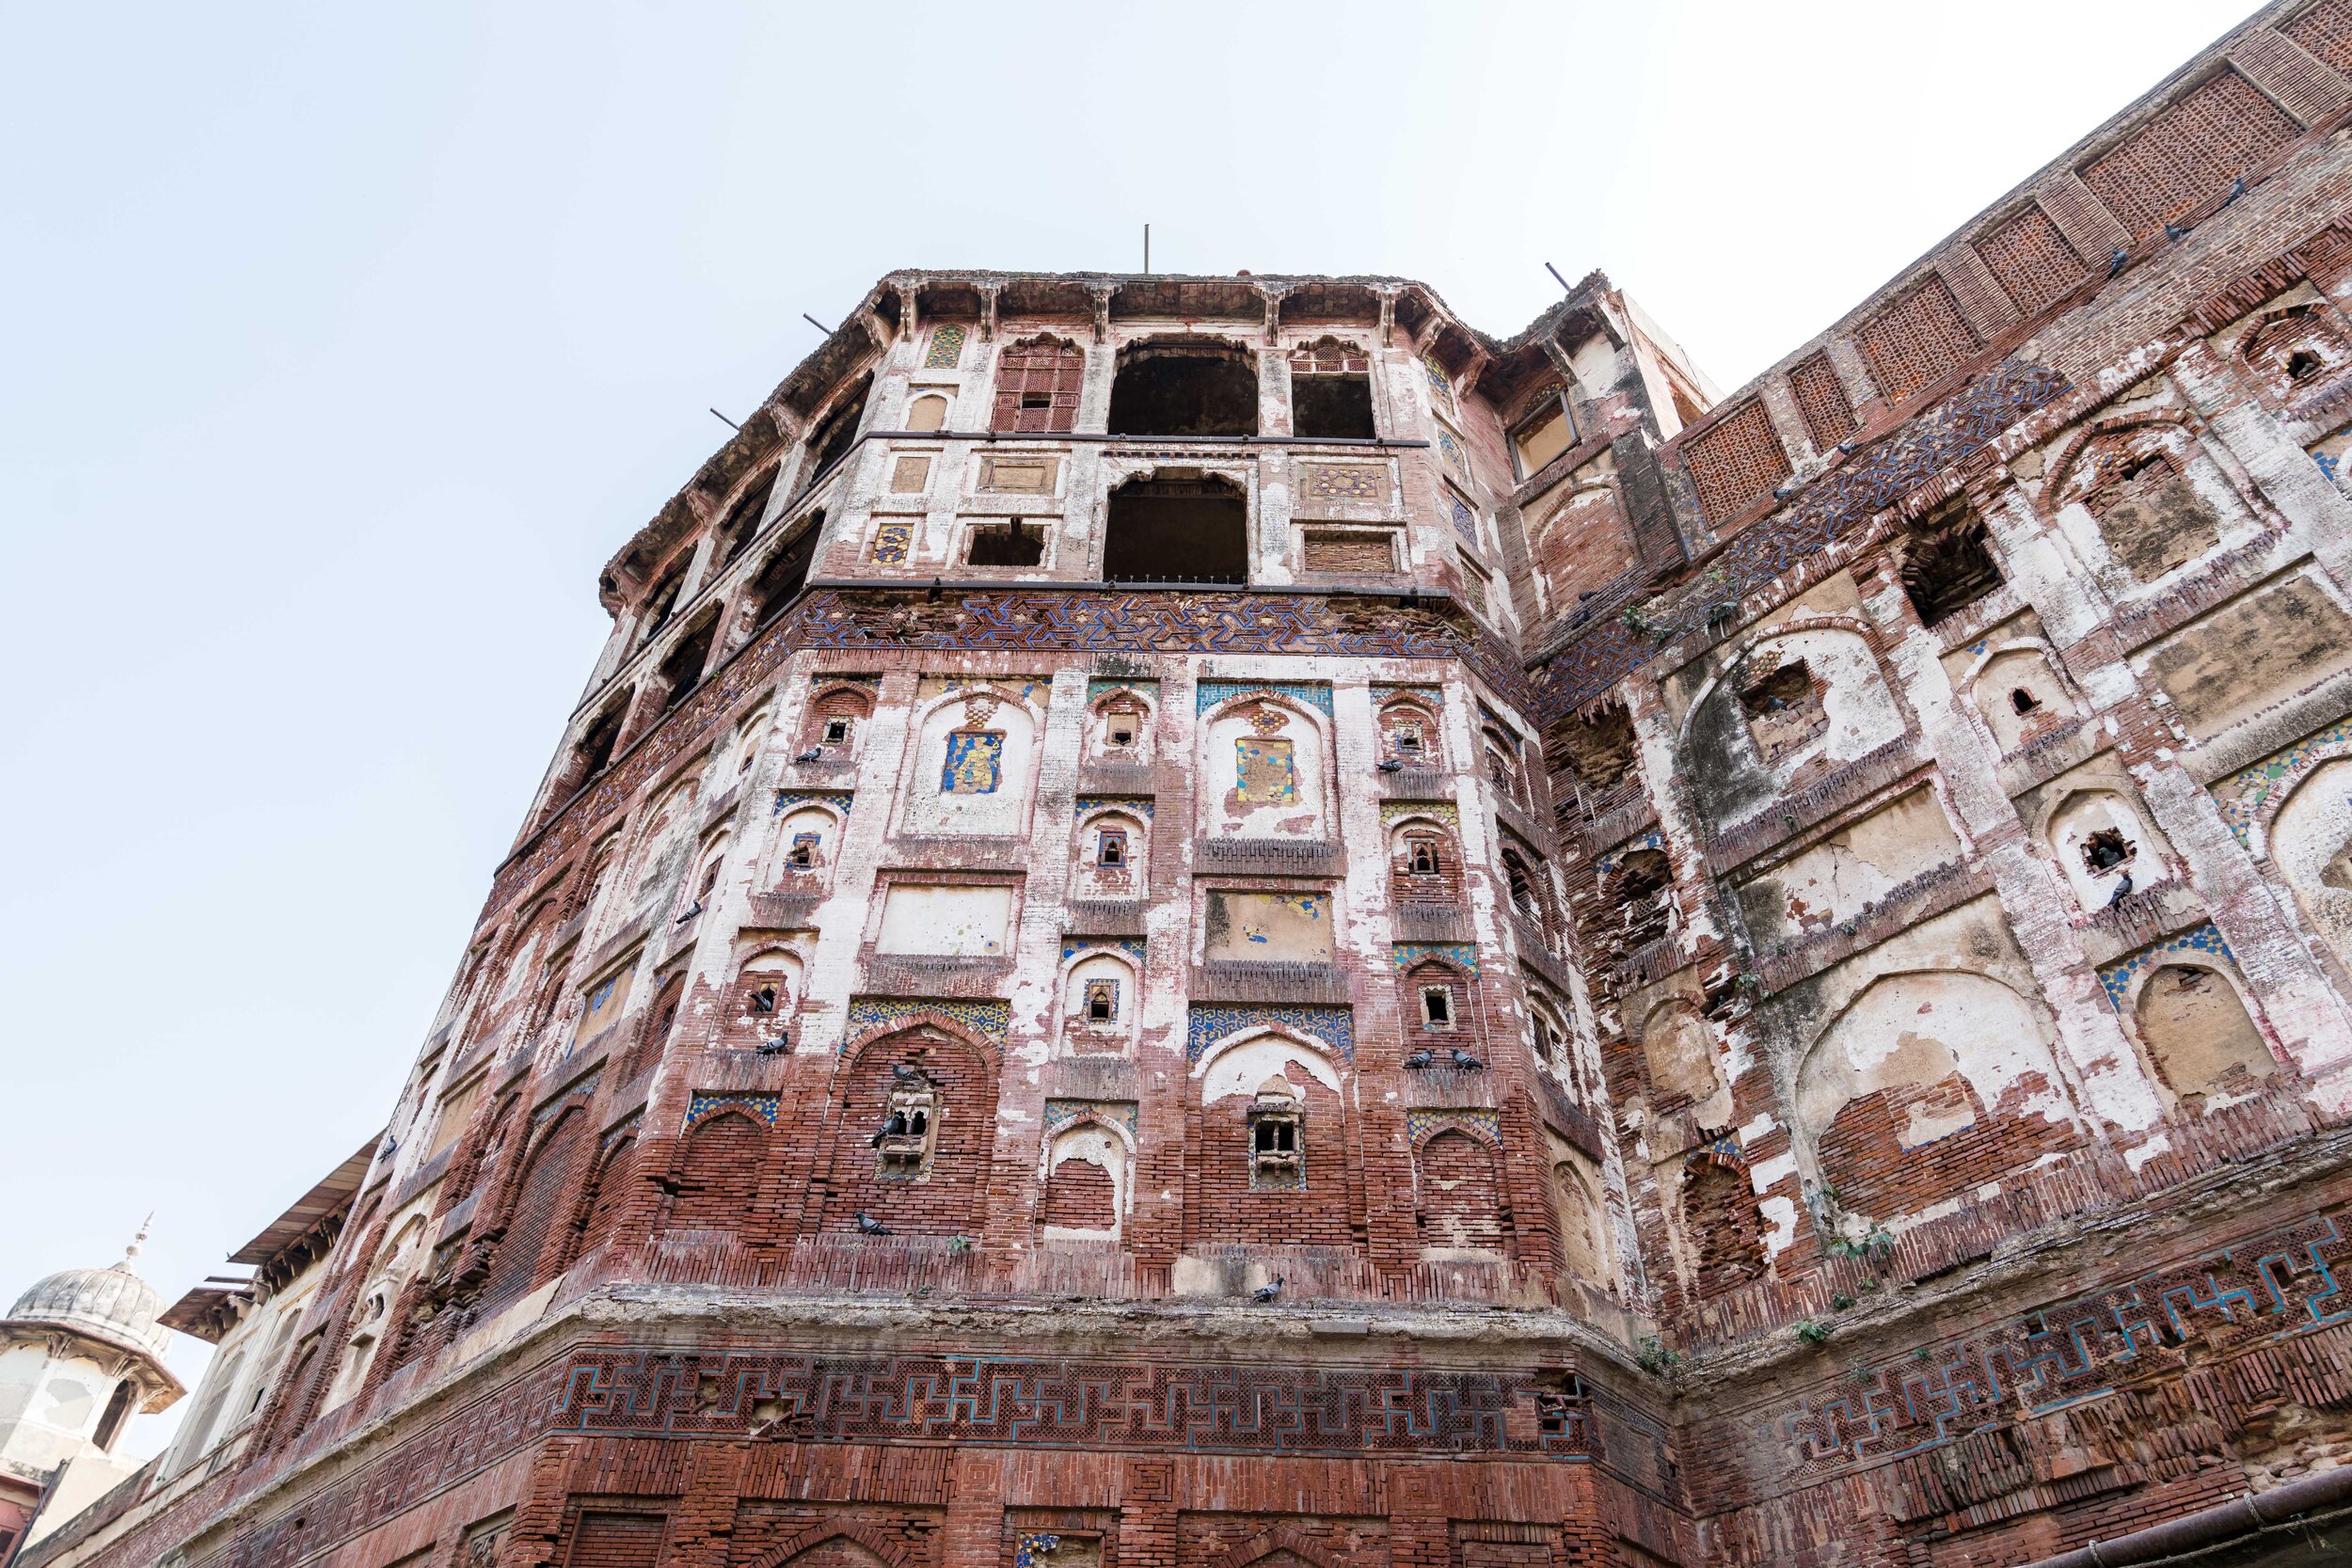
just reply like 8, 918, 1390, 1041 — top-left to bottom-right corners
656, 612, 720, 715
803, 374, 872, 480
1108, 338, 1257, 436
92, 1379, 135, 1451
993, 337, 1087, 433
1103, 472, 1248, 584
548, 697, 628, 814
636, 561, 690, 648
717, 467, 779, 566
1290, 338, 1375, 439
751, 515, 821, 626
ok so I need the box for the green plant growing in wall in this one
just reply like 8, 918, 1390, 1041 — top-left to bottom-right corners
1635, 1336, 1683, 1376
1795, 1319, 1834, 1346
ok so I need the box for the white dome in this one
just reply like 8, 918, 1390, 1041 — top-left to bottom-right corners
7, 1263, 172, 1365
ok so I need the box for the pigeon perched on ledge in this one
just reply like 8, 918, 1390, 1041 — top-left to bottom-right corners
855, 1212, 892, 1236
1251, 1275, 1284, 1303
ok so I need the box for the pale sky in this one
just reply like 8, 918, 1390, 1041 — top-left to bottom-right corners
0, 0, 2256, 1461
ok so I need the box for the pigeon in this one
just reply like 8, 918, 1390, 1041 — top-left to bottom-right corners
855, 1212, 892, 1236
1450, 1048, 1486, 1070
2223, 176, 2248, 207
891, 1063, 925, 1082
1763, 696, 1789, 712
795, 746, 825, 764
2108, 246, 2130, 278
1403, 1049, 1434, 1069
1376, 757, 1405, 773
674, 900, 703, 925
1250, 1275, 1284, 1304
756, 1034, 791, 1055
2165, 221, 2192, 243
2106, 871, 2134, 908
869, 1110, 909, 1147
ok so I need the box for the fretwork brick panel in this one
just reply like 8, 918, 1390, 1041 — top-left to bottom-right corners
1681, 398, 1790, 523
2082, 68, 2299, 240
993, 340, 1087, 434
478, 1109, 590, 1314
1785, 351, 1854, 451
819, 1031, 999, 1237
1854, 274, 1981, 405
2284, 0, 2352, 77
564, 1511, 669, 1568
1974, 204, 2090, 317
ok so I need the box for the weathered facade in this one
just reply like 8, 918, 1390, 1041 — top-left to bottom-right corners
42, 5, 2352, 1564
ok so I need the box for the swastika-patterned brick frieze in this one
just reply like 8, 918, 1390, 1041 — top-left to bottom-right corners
53, 12, 2352, 1568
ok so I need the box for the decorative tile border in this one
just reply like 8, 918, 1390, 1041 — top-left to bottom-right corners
1196, 678, 1335, 717
1061, 937, 1148, 964
1406, 1108, 1502, 1146
1595, 829, 1665, 877
844, 995, 1011, 1049
601, 1111, 644, 1150
1042, 1099, 1139, 1140
2215, 716, 2352, 848
1684, 1130, 1746, 1171
1393, 942, 1479, 975
925, 674, 1053, 708
773, 790, 854, 816
1371, 684, 1443, 708
1014, 1534, 1062, 1568
685, 1091, 779, 1130
1185, 1004, 1355, 1065
813, 673, 883, 692
1379, 800, 1458, 828
2098, 923, 2236, 1009
1075, 795, 1154, 819
1087, 676, 1160, 704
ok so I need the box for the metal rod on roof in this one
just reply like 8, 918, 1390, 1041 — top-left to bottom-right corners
1144, 224, 1151, 275
1544, 261, 1572, 293
708, 408, 740, 432
802, 312, 832, 334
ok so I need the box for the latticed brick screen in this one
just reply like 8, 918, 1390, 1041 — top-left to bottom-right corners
1302, 531, 1396, 573
2283, 0, 2352, 81
1787, 351, 1855, 451
1975, 205, 2090, 316
2083, 69, 2298, 239
1855, 275, 1982, 405
565, 1513, 667, 1568
1681, 397, 1790, 523
992, 339, 1086, 434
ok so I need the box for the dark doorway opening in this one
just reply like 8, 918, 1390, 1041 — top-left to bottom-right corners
1103, 473, 1248, 583
1108, 341, 1258, 436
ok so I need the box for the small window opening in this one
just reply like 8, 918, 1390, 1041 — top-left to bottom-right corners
1737, 661, 1825, 764
1108, 719, 1136, 747
966, 521, 1046, 567
92, 1381, 135, 1451
1020, 391, 1053, 411
1406, 836, 1441, 876
2288, 349, 2324, 382
1085, 979, 1118, 1022
909, 1108, 929, 1135
1511, 400, 1575, 479
788, 833, 819, 869
823, 717, 851, 745
1395, 722, 1423, 758
1097, 828, 1128, 867
2082, 828, 2135, 873
2010, 688, 2041, 715
747, 984, 778, 1015
1421, 987, 1454, 1028
1899, 505, 2004, 625
2119, 451, 2174, 485
1254, 1120, 1295, 1152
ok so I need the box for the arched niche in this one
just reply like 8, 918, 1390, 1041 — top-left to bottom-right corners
824, 1023, 1000, 1235
1414, 1126, 1505, 1256
1683, 626, 1904, 823
1551, 1152, 1614, 1291
1074, 808, 1148, 898
2270, 755, 2352, 972
1966, 644, 2078, 752
1796, 970, 2070, 1218
899, 688, 1041, 837
905, 391, 950, 433
1637, 999, 1723, 1111
2044, 788, 2157, 911
1375, 696, 1441, 768
1387, 814, 1461, 902
1041, 1120, 1132, 1238
2049, 418, 2254, 586
773, 805, 843, 880
2127, 961, 2278, 1109
1059, 948, 1140, 1054
1086, 686, 1155, 763
800, 682, 874, 756
1200, 694, 1330, 840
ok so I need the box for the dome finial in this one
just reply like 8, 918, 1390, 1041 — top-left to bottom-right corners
121, 1212, 152, 1274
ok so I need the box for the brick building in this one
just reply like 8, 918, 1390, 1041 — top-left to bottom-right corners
37, 4, 2352, 1563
